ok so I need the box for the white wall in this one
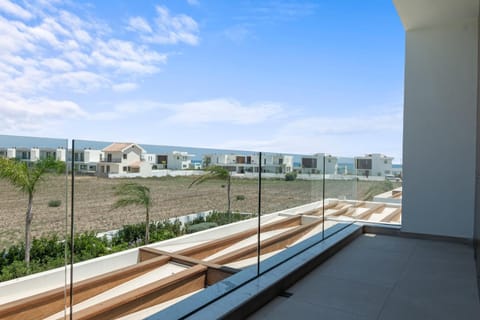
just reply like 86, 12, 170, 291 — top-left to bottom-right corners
401, 11, 478, 238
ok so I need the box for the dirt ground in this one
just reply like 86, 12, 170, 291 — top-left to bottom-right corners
0, 175, 398, 249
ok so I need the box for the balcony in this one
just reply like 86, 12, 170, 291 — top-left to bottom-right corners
0, 134, 413, 319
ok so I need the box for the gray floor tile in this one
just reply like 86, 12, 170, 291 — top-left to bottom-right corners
413, 240, 473, 261
250, 234, 480, 320
287, 274, 391, 318
316, 246, 409, 288
346, 234, 417, 255
378, 289, 480, 320
248, 297, 369, 320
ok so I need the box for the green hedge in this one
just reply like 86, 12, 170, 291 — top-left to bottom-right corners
0, 213, 252, 282
185, 222, 218, 234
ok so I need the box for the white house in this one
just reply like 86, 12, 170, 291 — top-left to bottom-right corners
98, 143, 152, 177
354, 153, 393, 177
300, 153, 337, 174
203, 153, 293, 174
69, 148, 103, 174
146, 151, 195, 170
0, 147, 66, 162
40, 148, 66, 162
0, 147, 23, 159
259, 154, 294, 173
168, 151, 195, 170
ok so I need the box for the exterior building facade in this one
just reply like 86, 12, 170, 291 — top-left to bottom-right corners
354, 153, 393, 177
98, 143, 152, 176
203, 153, 293, 174
0, 147, 66, 162
68, 149, 103, 174
300, 153, 337, 174
145, 151, 195, 170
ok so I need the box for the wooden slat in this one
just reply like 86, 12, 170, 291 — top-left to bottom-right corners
176, 216, 301, 260
353, 203, 386, 220
139, 247, 240, 273
300, 201, 338, 215
211, 219, 323, 265
139, 248, 239, 286
206, 267, 237, 286
392, 192, 402, 199
326, 204, 354, 217
71, 265, 208, 320
0, 255, 170, 320
380, 207, 402, 222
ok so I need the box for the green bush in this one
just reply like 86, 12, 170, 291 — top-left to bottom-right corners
112, 220, 184, 246
0, 214, 250, 282
186, 222, 218, 234
205, 211, 252, 225
235, 195, 245, 201
285, 172, 297, 181
48, 200, 61, 207
362, 180, 395, 201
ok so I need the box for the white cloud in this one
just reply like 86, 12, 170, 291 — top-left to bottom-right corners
281, 113, 403, 136
91, 39, 167, 74
112, 82, 138, 92
42, 58, 73, 72
128, 16, 152, 33
164, 99, 284, 125
0, 0, 32, 20
0, 0, 175, 131
43, 71, 110, 93
187, 0, 199, 6
129, 5, 200, 46
217, 111, 403, 159
0, 92, 87, 133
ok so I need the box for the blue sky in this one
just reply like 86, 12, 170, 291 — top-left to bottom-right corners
0, 0, 405, 162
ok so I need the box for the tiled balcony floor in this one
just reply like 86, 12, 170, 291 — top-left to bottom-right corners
249, 234, 480, 320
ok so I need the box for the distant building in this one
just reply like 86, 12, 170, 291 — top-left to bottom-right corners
300, 153, 337, 174
68, 149, 103, 174
146, 151, 195, 170
354, 153, 393, 177
0, 147, 66, 162
203, 153, 293, 174
98, 143, 152, 177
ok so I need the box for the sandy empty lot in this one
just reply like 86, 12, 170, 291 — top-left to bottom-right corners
0, 175, 395, 249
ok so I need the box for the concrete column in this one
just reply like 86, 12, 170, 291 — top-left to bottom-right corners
395, 0, 479, 238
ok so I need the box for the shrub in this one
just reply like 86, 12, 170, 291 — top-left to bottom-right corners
48, 200, 61, 207
235, 195, 245, 201
205, 211, 252, 225
285, 172, 297, 181
362, 180, 395, 201
186, 222, 218, 234
112, 220, 184, 246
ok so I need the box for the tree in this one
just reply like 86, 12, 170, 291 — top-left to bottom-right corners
0, 157, 65, 265
189, 166, 232, 214
112, 182, 152, 244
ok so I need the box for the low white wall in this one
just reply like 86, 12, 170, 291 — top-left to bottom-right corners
108, 170, 205, 178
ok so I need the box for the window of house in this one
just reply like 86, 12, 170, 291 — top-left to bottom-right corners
123, 166, 127, 172
356, 159, 372, 170
123, 154, 127, 160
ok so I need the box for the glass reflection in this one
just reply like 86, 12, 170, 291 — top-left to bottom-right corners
0, 134, 68, 318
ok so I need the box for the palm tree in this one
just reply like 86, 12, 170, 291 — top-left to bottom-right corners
189, 166, 232, 214
112, 182, 152, 244
0, 157, 65, 265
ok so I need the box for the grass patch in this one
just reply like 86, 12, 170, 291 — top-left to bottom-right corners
48, 200, 61, 207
